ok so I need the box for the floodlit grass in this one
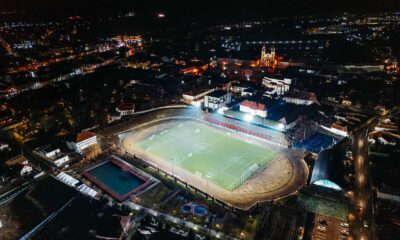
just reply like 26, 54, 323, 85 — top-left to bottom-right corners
136, 121, 277, 191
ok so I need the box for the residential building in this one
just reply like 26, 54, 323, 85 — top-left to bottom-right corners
36, 144, 70, 167
67, 131, 97, 152
116, 102, 135, 116
262, 75, 292, 96
0, 141, 9, 151
239, 100, 267, 118
204, 90, 232, 111
182, 88, 215, 105
283, 91, 320, 106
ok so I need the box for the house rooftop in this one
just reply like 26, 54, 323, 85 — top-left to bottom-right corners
207, 90, 228, 98
183, 88, 213, 97
76, 132, 96, 143
117, 102, 135, 111
240, 100, 266, 111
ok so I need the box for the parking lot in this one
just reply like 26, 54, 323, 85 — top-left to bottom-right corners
266, 208, 304, 240
312, 214, 351, 240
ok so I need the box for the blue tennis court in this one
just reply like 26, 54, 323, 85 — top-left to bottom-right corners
295, 132, 338, 153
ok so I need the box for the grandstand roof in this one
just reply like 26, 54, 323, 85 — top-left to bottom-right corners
310, 144, 347, 191
266, 100, 318, 124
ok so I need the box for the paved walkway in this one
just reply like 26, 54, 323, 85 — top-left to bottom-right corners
124, 201, 238, 240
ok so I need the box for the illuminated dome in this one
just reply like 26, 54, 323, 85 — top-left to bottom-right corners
310, 147, 346, 191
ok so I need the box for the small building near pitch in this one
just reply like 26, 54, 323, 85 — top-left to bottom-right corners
204, 90, 232, 111
67, 131, 97, 153
36, 144, 70, 167
182, 88, 215, 105
239, 100, 267, 118
116, 102, 135, 116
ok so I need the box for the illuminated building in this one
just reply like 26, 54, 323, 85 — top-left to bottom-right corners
36, 144, 70, 167
180, 65, 208, 76
239, 100, 267, 118
311, 148, 346, 191
182, 88, 215, 105
262, 75, 292, 96
260, 46, 277, 67
204, 90, 232, 111
67, 131, 97, 152
116, 103, 135, 116
112, 35, 142, 43
0, 141, 9, 151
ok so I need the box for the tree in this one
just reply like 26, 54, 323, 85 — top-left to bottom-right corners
165, 222, 171, 231
157, 220, 164, 230
187, 229, 195, 240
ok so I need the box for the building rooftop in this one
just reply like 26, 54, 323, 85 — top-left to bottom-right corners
378, 186, 400, 196
117, 102, 135, 111
183, 88, 214, 97
207, 90, 228, 98
310, 143, 347, 191
76, 131, 96, 143
37, 144, 60, 154
240, 100, 266, 111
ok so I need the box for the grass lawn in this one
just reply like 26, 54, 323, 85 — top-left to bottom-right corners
135, 121, 277, 191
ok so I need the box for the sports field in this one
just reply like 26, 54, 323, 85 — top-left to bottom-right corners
135, 121, 277, 191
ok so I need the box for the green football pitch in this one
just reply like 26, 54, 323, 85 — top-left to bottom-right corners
135, 121, 277, 191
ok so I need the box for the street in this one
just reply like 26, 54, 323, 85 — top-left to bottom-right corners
351, 118, 378, 240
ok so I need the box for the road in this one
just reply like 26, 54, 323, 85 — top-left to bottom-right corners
351, 118, 378, 240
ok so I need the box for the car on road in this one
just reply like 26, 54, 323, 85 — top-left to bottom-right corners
340, 222, 349, 228
339, 235, 347, 239
358, 205, 362, 213
364, 221, 369, 228
319, 219, 328, 226
317, 225, 326, 232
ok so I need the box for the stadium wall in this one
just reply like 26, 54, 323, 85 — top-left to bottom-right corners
112, 106, 288, 147
222, 109, 284, 131
202, 112, 289, 147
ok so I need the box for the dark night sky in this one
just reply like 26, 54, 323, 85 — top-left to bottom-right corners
1, 0, 400, 21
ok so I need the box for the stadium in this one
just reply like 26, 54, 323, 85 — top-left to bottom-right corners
115, 107, 308, 210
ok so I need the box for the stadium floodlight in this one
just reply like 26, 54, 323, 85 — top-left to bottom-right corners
278, 123, 285, 130
244, 114, 253, 122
